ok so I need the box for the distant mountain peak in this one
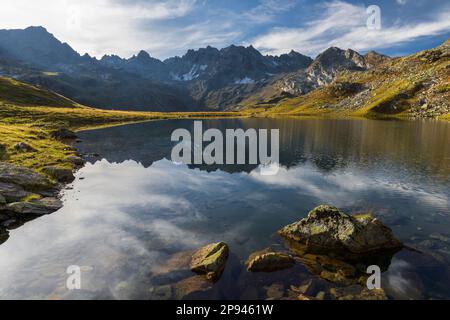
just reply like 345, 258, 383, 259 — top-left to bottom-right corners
136, 50, 151, 59
24, 26, 48, 33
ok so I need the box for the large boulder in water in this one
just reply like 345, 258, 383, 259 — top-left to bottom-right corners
190, 242, 229, 281
279, 205, 402, 256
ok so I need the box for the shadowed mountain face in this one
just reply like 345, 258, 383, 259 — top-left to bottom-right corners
0, 26, 392, 112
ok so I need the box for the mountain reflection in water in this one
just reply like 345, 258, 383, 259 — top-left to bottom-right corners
0, 118, 448, 299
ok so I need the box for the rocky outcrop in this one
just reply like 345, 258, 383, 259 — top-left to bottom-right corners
0, 182, 31, 202
42, 166, 75, 183
246, 249, 295, 272
279, 205, 402, 256
14, 142, 37, 153
190, 242, 229, 280
6, 197, 62, 217
0, 163, 53, 191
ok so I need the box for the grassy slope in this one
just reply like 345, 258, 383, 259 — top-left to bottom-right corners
0, 76, 243, 173
245, 40, 450, 121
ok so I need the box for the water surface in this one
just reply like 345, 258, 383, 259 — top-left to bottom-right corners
0, 118, 449, 299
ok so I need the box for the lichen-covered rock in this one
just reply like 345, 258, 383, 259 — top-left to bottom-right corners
0, 163, 53, 191
51, 128, 77, 140
42, 166, 75, 183
190, 242, 229, 280
7, 197, 63, 217
279, 205, 402, 255
14, 142, 37, 153
246, 249, 295, 272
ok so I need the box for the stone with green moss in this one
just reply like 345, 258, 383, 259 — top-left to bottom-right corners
278, 205, 402, 255
190, 242, 229, 281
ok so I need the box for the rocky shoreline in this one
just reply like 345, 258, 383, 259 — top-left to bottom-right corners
0, 129, 84, 244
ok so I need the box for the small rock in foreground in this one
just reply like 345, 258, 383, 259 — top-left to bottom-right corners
246, 249, 295, 272
190, 242, 229, 281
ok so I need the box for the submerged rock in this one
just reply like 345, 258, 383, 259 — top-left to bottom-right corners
42, 166, 75, 183
329, 285, 387, 300
14, 142, 37, 153
265, 283, 285, 300
173, 275, 213, 299
0, 163, 53, 191
190, 242, 229, 280
51, 128, 77, 140
246, 249, 295, 272
279, 205, 402, 255
148, 285, 173, 300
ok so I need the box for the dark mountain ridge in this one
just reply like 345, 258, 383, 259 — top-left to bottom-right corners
0, 26, 389, 111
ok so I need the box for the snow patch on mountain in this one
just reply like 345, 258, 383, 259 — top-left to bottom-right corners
235, 77, 255, 84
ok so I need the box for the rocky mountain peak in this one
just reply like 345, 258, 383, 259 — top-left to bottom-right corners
363, 51, 390, 67
136, 50, 152, 60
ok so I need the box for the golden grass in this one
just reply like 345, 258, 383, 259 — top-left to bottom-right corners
0, 103, 246, 172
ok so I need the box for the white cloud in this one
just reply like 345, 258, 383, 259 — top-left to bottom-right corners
252, 0, 450, 56
243, 0, 299, 23
0, 0, 200, 58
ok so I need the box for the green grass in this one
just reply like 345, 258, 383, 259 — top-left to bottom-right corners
0, 77, 78, 108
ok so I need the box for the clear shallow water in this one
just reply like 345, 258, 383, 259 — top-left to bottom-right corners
0, 118, 449, 299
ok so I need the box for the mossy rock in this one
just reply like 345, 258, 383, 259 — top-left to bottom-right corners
190, 242, 229, 281
279, 205, 402, 256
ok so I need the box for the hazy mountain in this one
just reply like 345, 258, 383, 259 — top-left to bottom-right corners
0, 26, 82, 68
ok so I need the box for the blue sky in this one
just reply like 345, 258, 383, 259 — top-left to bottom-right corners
0, 0, 449, 59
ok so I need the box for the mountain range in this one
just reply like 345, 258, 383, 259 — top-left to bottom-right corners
0, 26, 448, 118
